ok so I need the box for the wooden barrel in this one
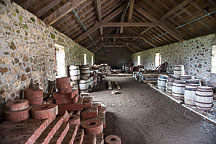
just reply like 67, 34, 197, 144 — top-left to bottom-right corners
180, 75, 192, 81
173, 65, 182, 78
79, 80, 89, 92
172, 80, 186, 100
195, 86, 213, 110
69, 65, 80, 81
157, 75, 168, 91
184, 83, 200, 106
186, 79, 200, 84
80, 65, 90, 80
166, 76, 175, 94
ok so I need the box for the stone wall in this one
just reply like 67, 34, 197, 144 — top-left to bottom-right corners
132, 34, 216, 85
0, 1, 94, 102
95, 47, 132, 69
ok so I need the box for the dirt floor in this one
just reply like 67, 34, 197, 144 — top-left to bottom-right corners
91, 76, 216, 144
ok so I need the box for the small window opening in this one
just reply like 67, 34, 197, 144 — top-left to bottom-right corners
84, 54, 87, 65
137, 55, 141, 65
91, 56, 94, 66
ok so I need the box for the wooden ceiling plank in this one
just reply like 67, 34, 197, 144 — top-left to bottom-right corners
35, 0, 62, 17
128, 28, 157, 47
136, 5, 184, 41
53, 0, 93, 27
191, 2, 216, 22
74, 6, 124, 42
161, 0, 193, 21
102, 34, 141, 38
102, 22, 158, 27
22, 0, 38, 9
43, 0, 86, 25
128, 0, 135, 22
94, 0, 102, 21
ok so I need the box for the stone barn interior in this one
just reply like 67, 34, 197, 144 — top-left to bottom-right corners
1, 0, 216, 143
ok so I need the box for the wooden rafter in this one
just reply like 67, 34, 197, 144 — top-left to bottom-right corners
43, 0, 86, 25
35, 0, 62, 17
119, 1, 131, 34
136, 5, 184, 41
161, 0, 193, 21
94, 0, 102, 21
74, 6, 124, 42
21, 0, 37, 9
127, 28, 157, 47
53, 1, 93, 27
102, 34, 142, 38
102, 22, 158, 27
128, 0, 135, 22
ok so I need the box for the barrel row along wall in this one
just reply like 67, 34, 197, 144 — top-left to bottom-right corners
0, 1, 94, 102
132, 34, 216, 86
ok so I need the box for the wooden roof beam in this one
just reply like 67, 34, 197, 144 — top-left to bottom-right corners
102, 34, 142, 38
35, 0, 62, 17
161, 0, 193, 21
43, 0, 86, 25
128, 0, 135, 22
21, 0, 37, 9
136, 5, 184, 41
74, 5, 124, 42
102, 22, 158, 27
94, 0, 102, 21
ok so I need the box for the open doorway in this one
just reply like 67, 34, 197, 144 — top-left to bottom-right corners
55, 44, 66, 78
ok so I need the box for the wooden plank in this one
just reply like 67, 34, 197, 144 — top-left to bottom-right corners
94, 0, 102, 21
102, 34, 142, 38
103, 45, 125, 47
53, 0, 93, 27
74, 6, 124, 42
102, 22, 158, 27
161, 0, 193, 20
22, 0, 38, 9
43, 0, 86, 25
119, 2, 131, 33
124, 44, 136, 52
35, 0, 62, 17
136, 5, 184, 41
128, 0, 135, 22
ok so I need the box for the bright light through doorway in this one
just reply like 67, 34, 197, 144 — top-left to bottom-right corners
55, 44, 66, 78
155, 53, 161, 67
84, 54, 87, 65
211, 45, 216, 73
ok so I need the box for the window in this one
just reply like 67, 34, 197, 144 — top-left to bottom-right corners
137, 55, 141, 65
55, 44, 66, 78
211, 45, 216, 73
91, 56, 94, 66
155, 53, 161, 67
84, 54, 87, 65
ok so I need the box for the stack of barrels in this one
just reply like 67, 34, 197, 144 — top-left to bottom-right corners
156, 64, 214, 111
69, 65, 80, 88
166, 75, 175, 94
172, 75, 192, 100
79, 65, 91, 93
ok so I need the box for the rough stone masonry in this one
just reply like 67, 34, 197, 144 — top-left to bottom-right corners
0, 1, 94, 102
